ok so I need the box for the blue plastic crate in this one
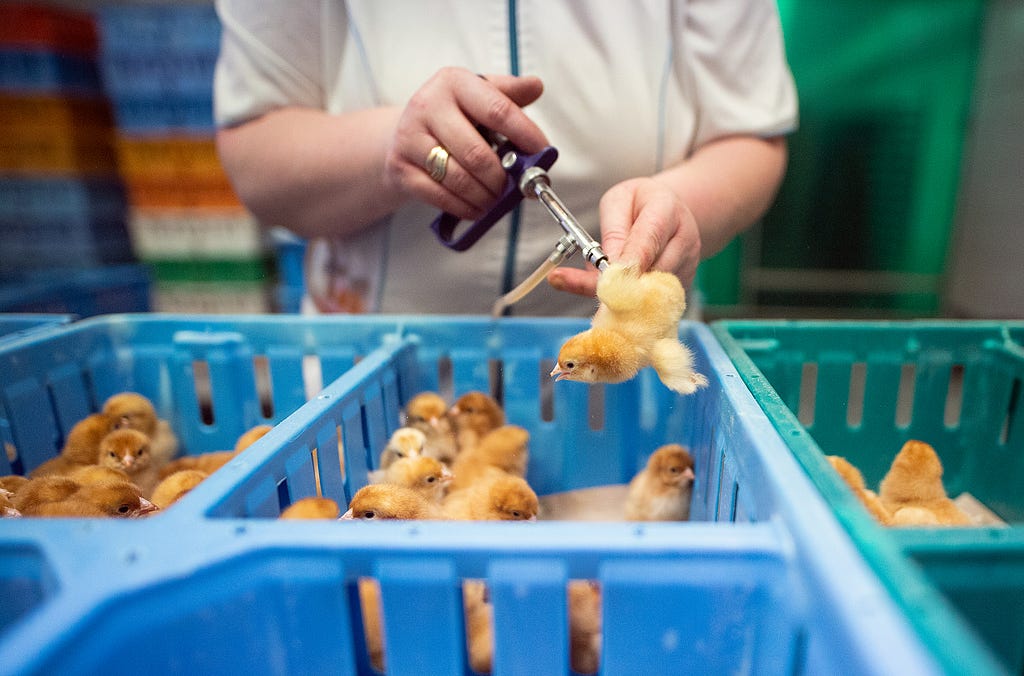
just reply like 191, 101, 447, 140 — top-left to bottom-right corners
0, 266, 150, 316
0, 314, 73, 345
0, 48, 101, 93
111, 94, 214, 134
0, 314, 998, 675
96, 4, 221, 54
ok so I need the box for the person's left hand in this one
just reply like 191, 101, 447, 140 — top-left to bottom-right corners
547, 177, 702, 297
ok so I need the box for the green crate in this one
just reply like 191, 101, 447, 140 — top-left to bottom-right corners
713, 320, 1024, 673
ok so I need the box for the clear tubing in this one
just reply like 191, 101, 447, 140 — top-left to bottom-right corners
491, 236, 577, 318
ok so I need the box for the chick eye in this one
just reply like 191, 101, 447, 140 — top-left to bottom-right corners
109, 451, 117, 458
669, 466, 680, 474
565, 361, 575, 369
362, 511, 376, 520
118, 504, 131, 514
426, 476, 436, 483
511, 511, 522, 519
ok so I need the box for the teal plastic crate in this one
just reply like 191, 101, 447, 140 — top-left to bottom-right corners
0, 315, 1000, 675
713, 320, 1024, 674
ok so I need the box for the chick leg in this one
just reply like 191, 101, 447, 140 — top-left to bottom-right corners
650, 338, 708, 394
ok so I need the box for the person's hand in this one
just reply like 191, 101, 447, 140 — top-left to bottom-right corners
383, 67, 547, 220
547, 177, 702, 297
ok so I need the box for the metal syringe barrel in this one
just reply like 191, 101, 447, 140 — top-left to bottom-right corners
518, 165, 609, 271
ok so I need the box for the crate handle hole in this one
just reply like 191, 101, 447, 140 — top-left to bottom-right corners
846, 362, 866, 428
192, 359, 214, 425
253, 355, 274, 419
798, 362, 817, 426
303, 354, 324, 400
540, 359, 555, 422
944, 364, 965, 428
895, 363, 916, 429
999, 378, 1020, 446
437, 355, 454, 403
489, 359, 504, 408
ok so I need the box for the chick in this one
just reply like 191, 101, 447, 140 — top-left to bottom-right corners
826, 455, 892, 526
443, 474, 539, 521
97, 429, 161, 498
569, 579, 602, 675
158, 450, 236, 480
25, 480, 158, 518
878, 440, 972, 526
550, 261, 708, 394
375, 455, 452, 504
279, 496, 341, 520
403, 391, 459, 464
67, 465, 131, 486
150, 469, 210, 509
376, 427, 427, 472
624, 444, 695, 521
103, 392, 179, 464
233, 423, 273, 452
462, 579, 494, 674
340, 484, 445, 520
358, 578, 386, 671
0, 474, 29, 495
447, 425, 530, 494
12, 475, 81, 513
448, 391, 505, 454
30, 412, 113, 478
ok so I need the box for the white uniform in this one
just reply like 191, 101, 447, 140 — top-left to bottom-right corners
214, 0, 797, 316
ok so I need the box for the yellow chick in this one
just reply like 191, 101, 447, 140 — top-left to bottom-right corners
448, 391, 505, 455
569, 579, 602, 675
375, 455, 452, 504
550, 261, 708, 394
624, 444, 695, 521
448, 424, 530, 494
878, 440, 972, 526
826, 455, 892, 526
103, 392, 179, 464
279, 496, 341, 520
97, 428, 161, 498
341, 484, 446, 521
403, 391, 459, 464
150, 469, 210, 509
443, 474, 539, 521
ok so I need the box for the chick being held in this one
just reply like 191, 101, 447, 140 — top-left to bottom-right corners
878, 440, 972, 526
624, 443, 695, 521
550, 261, 708, 394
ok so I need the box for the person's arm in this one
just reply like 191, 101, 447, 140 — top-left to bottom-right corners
215, 68, 547, 240
547, 134, 788, 296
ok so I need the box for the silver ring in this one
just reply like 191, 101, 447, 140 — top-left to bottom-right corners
426, 145, 449, 183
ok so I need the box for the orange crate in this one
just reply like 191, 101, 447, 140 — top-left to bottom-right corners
0, 94, 114, 131
114, 136, 226, 181
123, 175, 242, 209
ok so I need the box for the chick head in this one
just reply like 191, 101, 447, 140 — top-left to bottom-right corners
404, 392, 449, 427
649, 444, 695, 487
881, 440, 948, 502
551, 328, 636, 384
385, 427, 427, 459
98, 428, 152, 472
488, 475, 539, 521
449, 391, 505, 431
388, 455, 452, 493
103, 392, 158, 436
77, 481, 159, 517
342, 484, 434, 520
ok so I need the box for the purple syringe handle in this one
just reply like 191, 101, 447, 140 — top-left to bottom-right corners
430, 144, 558, 251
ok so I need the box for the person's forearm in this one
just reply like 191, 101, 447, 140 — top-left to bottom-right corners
215, 106, 406, 239
655, 135, 788, 258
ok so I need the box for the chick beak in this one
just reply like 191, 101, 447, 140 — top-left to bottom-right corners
683, 467, 695, 482
135, 498, 160, 516
440, 467, 454, 485
549, 364, 564, 380
339, 508, 354, 520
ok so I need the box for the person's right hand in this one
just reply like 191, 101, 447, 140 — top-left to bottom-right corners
383, 67, 548, 220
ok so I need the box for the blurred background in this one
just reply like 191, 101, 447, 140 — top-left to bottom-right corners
0, 0, 1020, 319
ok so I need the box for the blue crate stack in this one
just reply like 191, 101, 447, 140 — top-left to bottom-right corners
96, 3, 274, 313
0, 2, 148, 315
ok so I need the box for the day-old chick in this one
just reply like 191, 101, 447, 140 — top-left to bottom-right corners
568, 579, 602, 675
375, 455, 452, 504
462, 579, 494, 674
550, 261, 708, 394
377, 427, 427, 471
341, 484, 446, 521
150, 469, 209, 509
156, 424, 266, 480
103, 392, 179, 464
827, 455, 892, 526
0, 474, 29, 495
30, 412, 113, 478
25, 480, 158, 518
67, 465, 130, 486
448, 391, 505, 454
624, 444, 695, 521
448, 425, 530, 493
878, 440, 972, 526
403, 391, 459, 464
98, 429, 161, 498
279, 496, 341, 520
12, 475, 81, 513
358, 578, 387, 671
443, 474, 539, 521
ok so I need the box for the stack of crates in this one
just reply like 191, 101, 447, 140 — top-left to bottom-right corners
0, 314, 1009, 674
0, 3, 146, 314
96, 3, 273, 314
